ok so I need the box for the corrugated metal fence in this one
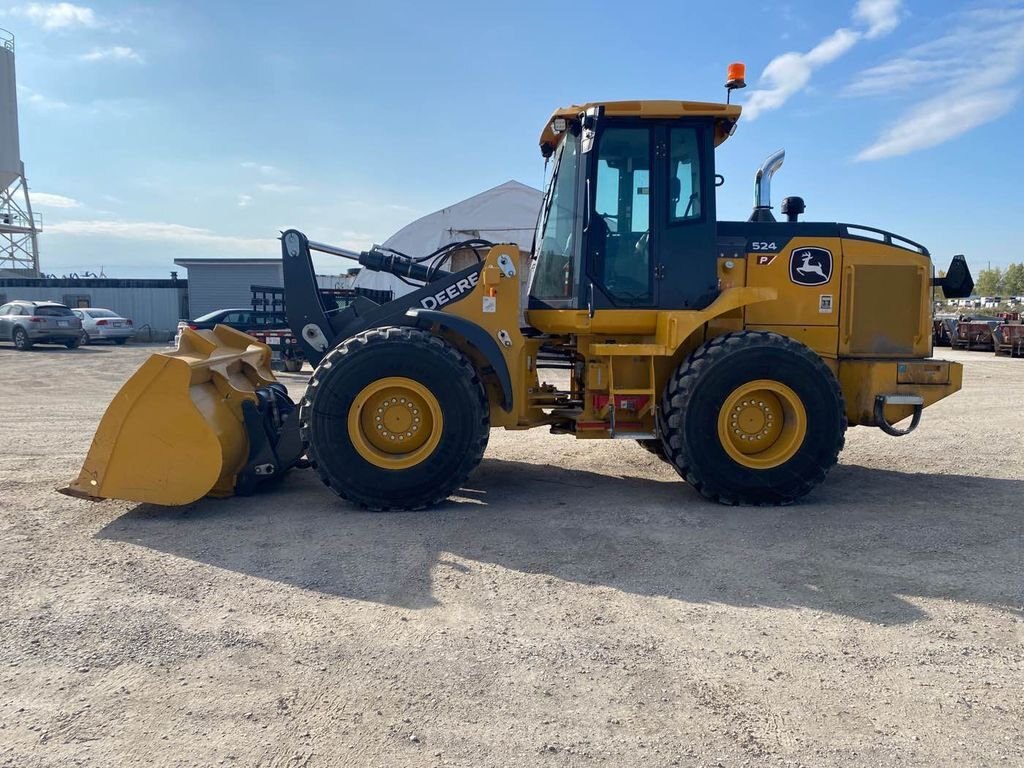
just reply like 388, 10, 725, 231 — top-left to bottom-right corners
0, 278, 187, 338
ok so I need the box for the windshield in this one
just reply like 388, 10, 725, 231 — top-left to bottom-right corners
530, 132, 581, 301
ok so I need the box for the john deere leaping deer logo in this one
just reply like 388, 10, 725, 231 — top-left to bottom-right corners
789, 247, 833, 286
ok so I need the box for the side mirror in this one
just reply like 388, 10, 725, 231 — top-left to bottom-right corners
934, 254, 974, 299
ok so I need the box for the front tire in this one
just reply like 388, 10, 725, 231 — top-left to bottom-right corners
13, 327, 32, 350
660, 331, 846, 505
300, 326, 490, 510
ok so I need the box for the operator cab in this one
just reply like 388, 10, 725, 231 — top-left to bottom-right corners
529, 100, 741, 313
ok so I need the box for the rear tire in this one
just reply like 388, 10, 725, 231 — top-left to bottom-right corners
114, 337, 127, 345
13, 327, 32, 350
283, 358, 302, 372
660, 331, 846, 505
300, 326, 490, 511
64, 336, 81, 349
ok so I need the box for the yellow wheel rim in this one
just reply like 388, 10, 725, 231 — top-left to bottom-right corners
348, 377, 443, 470
717, 379, 807, 470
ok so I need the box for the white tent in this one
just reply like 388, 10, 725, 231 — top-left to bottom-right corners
353, 180, 542, 297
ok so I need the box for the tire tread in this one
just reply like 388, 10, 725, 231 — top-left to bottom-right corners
298, 326, 490, 511
660, 331, 847, 506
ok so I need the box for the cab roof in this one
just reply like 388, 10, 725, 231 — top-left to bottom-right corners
539, 100, 742, 156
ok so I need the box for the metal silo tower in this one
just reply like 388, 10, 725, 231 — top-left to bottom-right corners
0, 28, 41, 276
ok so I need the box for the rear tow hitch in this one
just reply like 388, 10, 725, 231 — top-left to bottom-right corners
874, 394, 924, 437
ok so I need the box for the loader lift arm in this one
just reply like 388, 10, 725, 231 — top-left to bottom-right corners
280, 229, 514, 410
280, 230, 384, 365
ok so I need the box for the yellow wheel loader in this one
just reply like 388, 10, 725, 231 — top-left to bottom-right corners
64, 68, 974, 509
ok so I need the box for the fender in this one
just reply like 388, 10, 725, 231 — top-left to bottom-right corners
404, 309, 513, 413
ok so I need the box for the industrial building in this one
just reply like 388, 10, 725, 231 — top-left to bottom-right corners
173, 258, 282, 318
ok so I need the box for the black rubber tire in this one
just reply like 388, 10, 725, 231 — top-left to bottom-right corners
13, 327, 32, 350
660, 331, 846, 505
636, 438, 667, 460
113, 337, 127, 345
80, 331, 91, 345
300, 326, 490, 511
283, 358, 302, 372
64, 336, 81, 349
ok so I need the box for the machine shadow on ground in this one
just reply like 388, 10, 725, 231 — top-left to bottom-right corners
96, 460, 1023, 626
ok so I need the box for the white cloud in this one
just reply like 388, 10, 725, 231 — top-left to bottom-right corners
853, 0, 903, 39
857, 92, 1014, 161
742, 0, 903, 120
18, 85, 69, 111
46, 220, 274, 252
80, 46, 142, 63
257, 183, 301, 193
241, 161, 279, 177
805, 27, 862, 66
31, 192, 81, 208
853, 7, 1024, 160
10, 2, 95, 30
237, 194, 253, 208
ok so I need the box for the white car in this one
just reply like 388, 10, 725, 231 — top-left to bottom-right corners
72, 307, 134, 345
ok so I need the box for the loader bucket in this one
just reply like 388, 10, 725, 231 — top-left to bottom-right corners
63, 326, 285, 506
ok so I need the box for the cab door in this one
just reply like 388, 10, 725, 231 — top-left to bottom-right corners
586, 122, 656, 309
584, 118, 719, 311
653, 120, 719, 309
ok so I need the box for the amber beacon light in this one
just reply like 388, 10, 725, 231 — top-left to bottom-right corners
725, 62, 747, 102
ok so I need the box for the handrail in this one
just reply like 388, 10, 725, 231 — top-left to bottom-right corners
0, 28, 14, 52
840, 223, 929, 256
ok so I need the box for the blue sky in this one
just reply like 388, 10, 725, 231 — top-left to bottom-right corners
4, 0, 1023, 277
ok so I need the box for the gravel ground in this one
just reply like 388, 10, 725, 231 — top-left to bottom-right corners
0, 342, 1021, 767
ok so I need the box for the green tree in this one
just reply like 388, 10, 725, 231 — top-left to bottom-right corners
1002, 263, 1024, 297
975, 266, 1003, 296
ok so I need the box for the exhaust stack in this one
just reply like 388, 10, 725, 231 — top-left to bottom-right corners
749, 149, 785, 223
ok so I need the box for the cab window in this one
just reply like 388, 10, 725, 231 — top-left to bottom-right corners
669, 128, 703, 223
591, 126, 653, 304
